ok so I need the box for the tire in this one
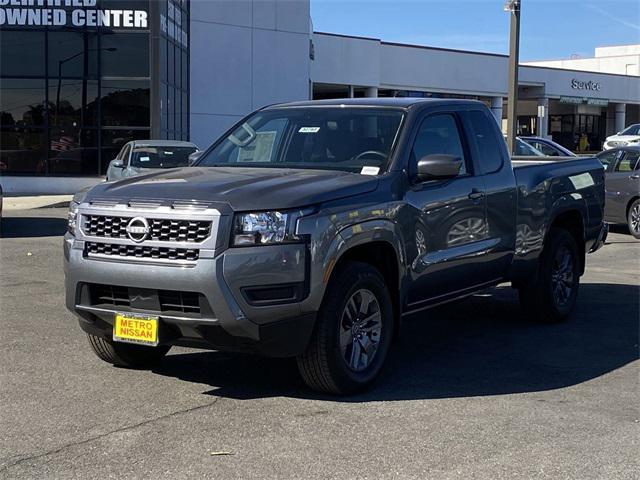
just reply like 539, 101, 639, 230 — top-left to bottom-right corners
518, 228, 580, 323
627, 199, 640, 239
297, 261, 394, 395
86, 333, 170, 369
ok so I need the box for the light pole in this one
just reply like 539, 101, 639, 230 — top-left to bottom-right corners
55, 46, 117, 124
504, 0, 521, 156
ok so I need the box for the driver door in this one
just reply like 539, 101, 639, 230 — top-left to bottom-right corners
404, 111, 490, 307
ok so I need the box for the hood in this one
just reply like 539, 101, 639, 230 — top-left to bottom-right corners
86, 167, 380, 211
607, 134, 640, 141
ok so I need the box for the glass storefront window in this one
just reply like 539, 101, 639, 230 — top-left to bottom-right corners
48, 128, 98, 175
48, 80, 99, 128
0, 79, 46, 127
0, 127, 47, 175
48, 32, 99, 79
100, 79, 150, 127
101, 33, 150, 77
0, 31, 45, 77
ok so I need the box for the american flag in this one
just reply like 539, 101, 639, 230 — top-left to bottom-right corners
51, 136, 76, 152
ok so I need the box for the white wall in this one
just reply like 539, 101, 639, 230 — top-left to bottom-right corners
524, 44, 640, 76
189, 0, 311, 149
311, 33, 640, 105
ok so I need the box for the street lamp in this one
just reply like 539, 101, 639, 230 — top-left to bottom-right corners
504, 0, 521, 156
55, 47, 117, 124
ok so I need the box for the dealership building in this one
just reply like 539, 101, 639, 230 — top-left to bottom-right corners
1, 0, 639, 194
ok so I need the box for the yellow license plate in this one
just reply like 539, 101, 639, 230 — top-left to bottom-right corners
113, 313, 159, 346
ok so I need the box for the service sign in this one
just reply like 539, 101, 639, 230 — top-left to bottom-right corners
0, 0, 148, 28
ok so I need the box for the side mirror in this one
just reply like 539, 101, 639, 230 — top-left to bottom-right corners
188, 151, 202, 166
111, 159, 124, 169
416, 154, 463, 181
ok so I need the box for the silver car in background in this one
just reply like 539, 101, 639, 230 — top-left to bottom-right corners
106, 140, 199, 182
596, 146, 640, 239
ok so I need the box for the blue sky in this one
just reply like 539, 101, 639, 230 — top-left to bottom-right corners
310, 0, 640, 61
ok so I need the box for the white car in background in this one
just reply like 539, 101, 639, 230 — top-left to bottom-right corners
603, 124, 640, 150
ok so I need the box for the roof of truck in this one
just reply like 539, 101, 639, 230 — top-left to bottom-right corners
267, 98, 485, 109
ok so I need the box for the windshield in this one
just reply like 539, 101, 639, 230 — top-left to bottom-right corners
130, 146, 197, 168
620, 124, 640, 136
515, 138, 545, 156
197, 107, 405, 173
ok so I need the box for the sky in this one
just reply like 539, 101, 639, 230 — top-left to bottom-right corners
310, 0, 640, 61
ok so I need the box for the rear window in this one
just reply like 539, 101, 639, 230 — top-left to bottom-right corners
463, 110, 503, 173
130, 146, 197, 168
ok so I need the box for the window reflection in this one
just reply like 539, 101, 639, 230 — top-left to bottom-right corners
101, 80, 150, 127
0, 79, 46, 127
48, 80, 98, 128
101, 128, 150, 173
0, 31, 46, 77
48, 128, 98, 175
101, 33, 150, 77
48, 32, 99, 79
0, 128, 47, 174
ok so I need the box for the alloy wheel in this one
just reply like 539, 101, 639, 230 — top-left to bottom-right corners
551, 245, 575, 307
339, 289, 382, 372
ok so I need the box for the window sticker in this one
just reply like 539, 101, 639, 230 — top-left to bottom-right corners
139, 156, 150, 162
298, 127, 321, 133
360, 166, 380, 176
237, 131, 277, 162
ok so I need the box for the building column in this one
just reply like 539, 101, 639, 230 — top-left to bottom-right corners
490, 97, 503, 126
614, 103, 627, 133
537, 97, 549, 138
365, 87, 378, 98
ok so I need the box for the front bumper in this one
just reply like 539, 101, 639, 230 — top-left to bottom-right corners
64, 233, 316, 357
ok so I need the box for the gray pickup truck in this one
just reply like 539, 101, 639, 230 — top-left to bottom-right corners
64, 99, 607, 394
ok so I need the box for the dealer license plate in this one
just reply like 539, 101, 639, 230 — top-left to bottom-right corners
113, 313, 159, 347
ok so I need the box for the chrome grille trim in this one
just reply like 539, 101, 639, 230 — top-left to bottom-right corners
83, 215, 212, 243
76, 202, 222, 263
85, 242, 199, 263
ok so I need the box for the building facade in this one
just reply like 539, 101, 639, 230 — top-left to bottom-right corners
1, 0, 639, 194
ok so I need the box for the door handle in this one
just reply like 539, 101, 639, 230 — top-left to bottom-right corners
468, 189, 485, 201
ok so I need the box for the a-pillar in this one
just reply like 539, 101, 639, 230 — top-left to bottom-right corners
614, 103, 627, 133
365, 87, 378, 97
490, 97, 503, 126
537, 97, 549, 138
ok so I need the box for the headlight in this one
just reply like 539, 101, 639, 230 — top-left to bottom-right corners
232, 211, 301, 246
67, 200, 79, 236
629, 138, 640, 143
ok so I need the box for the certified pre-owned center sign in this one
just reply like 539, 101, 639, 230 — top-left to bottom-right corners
0, 0, 148, 28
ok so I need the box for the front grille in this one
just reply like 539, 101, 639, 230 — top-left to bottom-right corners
86, 242, 199, 262
83, 215, 212, 243
86, 283, 208, 317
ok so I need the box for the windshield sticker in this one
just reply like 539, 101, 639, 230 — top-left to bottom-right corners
139, 156, 150, 162
298, 127, 321, 133
237, 131, 277, 162
360, 166, 380, 176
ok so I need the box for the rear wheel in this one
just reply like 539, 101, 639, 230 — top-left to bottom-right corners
87, 333, 170, 368
627, 199, 640, 239
297, 262, 394, 395
519, 228, 580, 323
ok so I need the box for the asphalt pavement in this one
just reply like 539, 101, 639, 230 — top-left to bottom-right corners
0, 208, 638, 479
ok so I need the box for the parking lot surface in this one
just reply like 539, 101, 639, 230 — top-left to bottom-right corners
1, 208, 638, 479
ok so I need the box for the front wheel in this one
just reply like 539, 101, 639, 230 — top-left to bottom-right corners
297, 262, 394, 395
519, 228, 580, 323
87, 333, 170, 369
627, 199, 640, 239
